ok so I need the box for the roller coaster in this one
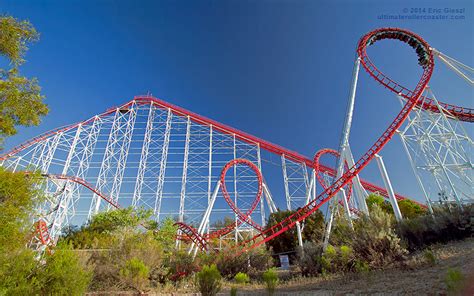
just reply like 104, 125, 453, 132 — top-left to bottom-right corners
1, 28, 472, 255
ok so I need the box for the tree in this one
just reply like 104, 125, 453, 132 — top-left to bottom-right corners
265, 209, 325, 259
62, 207, 153, 248
153, 217, 178, 253
0, 16, 48, 146
397, 199, 426, 219
39, 243, 92, 296
0, 168, 44, 254
366, 193, 393, 214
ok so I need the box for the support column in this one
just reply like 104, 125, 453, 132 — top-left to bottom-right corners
154, 108, 172, 221
375, 154, 403, 221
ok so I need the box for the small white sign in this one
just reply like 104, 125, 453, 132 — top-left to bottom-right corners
279, 255, 290, 270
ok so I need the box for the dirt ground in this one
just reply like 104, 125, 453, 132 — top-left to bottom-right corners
88, 238, 474, 295
220, 238, 474, 295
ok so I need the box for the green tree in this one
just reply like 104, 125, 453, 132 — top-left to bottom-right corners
397, 199, 426, 219
62, 207, 153, 248
0, 168, 44, 254
0, 16, 48, 146
153, 217, 178, 252
39, 243, 92, 296
265, 209, 324, 256
0, 169, 91, 295
366, 193, 393, 214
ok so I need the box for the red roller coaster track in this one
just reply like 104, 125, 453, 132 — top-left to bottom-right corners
7, 28, 472, 254
228, 27, 467, 253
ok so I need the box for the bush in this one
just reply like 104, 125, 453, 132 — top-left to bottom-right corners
195, 264, 222, 296
296, 242, 323, 276
231, 272, 250, 296
262, 268, 278, 295
211, 246, 273, 279
423, 249, 437, 265
444, 268, 465, 294
333, 205, 407, 269
396, 204, 473, 251
397, 199, 426, 219
234, 272, 250, 284
88, 232, 164, 291
119, 258, 149, 291
39, 243, 92, 296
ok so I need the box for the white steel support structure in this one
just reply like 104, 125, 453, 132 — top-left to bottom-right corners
281, 155, 309, 247
324, 56, 361, 248
0, 96, 414, 252
133, 103, 156, 207
398, 88, 473, 207
375, 154, 403, 221
154, 109, 172, 221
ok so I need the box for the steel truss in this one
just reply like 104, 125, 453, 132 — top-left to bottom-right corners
2, 28, 471, 256
399, 90, 473, 208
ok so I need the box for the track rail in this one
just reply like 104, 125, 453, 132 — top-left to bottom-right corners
1, 101, 413, 204
234, 27, 441, 253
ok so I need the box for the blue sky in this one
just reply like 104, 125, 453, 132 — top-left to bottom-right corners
1, 0, 472, 203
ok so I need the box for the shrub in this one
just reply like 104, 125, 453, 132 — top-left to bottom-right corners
397, 199, 426, 219
211, 246, 273, 279
354, 259, 370, 274
88, 232, 164, 291
423, 249, 437, 266
445, 268, 465, 294
231, 272, 250, 296
265, 210, 324, 263
296, 241, 323, 276
39, 243, 92, 296
262, 268, 278, 295
396, 204, 473, 251
165, 250, 199, 282
234, 272, 250, 284
119, 258, 149, 291
334, 205, 407, 269
195, 264, 222, 296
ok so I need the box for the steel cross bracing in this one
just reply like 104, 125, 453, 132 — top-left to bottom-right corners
0, 96, 410, 246
399, 90, 473, 208
3, 28, 472, 253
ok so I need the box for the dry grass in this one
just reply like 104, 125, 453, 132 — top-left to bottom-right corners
86, 238, 474, 295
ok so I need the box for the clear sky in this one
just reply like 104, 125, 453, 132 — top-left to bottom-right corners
1, 0, 473, 203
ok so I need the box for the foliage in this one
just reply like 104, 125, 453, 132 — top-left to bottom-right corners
61, 207, 152, 249
194, 264, 222, 296
231, 272, 250, 296
444, 268, 465, 295
396, 204, 473, 251
366, 193, 393, 214
397, 199, 426, 219
39, 243, 92, 296
0, 16, 38, 65
153, 217, 178, 253
296, 241, 324, 276
423, 249, 437, 265
0, 248, 41, 295
262, 268, 278, 295
234, 272, 250, 284
211, 246, 273, 279
265, 209, 324, 263
333, 205, 407, 269
0, 16, 47, 145
88, 231, 164, 290
166, 250, 200, 282
0, 168, 43, 253
119, 258, 149, 292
